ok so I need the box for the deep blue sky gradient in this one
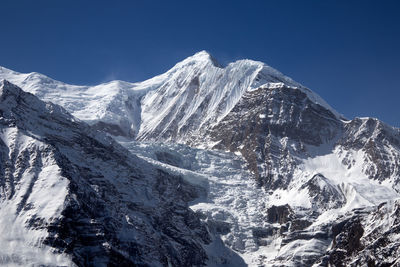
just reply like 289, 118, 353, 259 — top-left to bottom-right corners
1, 0, 399, 126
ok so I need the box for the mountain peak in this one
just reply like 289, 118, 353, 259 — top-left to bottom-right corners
192, 50, 212, 58
177, 50, 222, 68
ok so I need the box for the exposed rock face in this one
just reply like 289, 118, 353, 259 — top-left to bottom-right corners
329, 216, 365, 266
266, 205, 293, 224
317, 200, 400, 267
204, 84, 343, 188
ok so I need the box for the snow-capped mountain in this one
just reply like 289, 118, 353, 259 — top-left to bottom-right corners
1, 51, 399, 266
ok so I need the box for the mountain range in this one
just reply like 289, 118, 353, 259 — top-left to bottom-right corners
0, 51, 399, 266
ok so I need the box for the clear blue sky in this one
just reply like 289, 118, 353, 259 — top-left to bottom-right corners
1, 0, 399, 127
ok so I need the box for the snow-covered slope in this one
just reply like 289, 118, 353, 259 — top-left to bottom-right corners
0, 66, 150, 138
